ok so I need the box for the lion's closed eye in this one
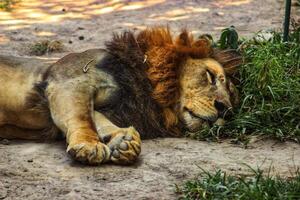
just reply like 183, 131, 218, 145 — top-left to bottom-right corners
206, 70, 216, 85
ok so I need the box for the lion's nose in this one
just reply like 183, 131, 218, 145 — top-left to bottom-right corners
214, 100, 228, 114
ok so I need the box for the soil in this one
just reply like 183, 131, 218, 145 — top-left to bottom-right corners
1, 139, 300, 200
0, 0, 299, 199
0, 0, 286, 57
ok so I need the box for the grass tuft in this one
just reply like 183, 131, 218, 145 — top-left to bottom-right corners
29, 40, 64, 56
188, 27, 300, 143
176, 167, 300, 200
0, 0, 19, 11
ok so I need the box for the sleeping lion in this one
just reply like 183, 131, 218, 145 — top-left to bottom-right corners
0, 27, 241, 165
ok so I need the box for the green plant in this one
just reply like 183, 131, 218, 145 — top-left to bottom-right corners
29, 40, 64, 56
219, 26, 239, 49
0, 0, 19, 11
176, 167, 300, 200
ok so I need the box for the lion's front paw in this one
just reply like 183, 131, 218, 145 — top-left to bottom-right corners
67, 141, 111, 165
107, 127, 141, 165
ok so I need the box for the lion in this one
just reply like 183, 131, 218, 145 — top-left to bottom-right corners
0, 27, 241, 165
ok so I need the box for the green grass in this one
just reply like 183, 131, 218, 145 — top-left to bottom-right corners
29, 40, 64, 56
0, 0, 19, 11
188, 27, 300, 143
176, 167, 300, 200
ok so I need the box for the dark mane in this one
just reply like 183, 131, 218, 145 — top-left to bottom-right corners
96, 31, 169, 138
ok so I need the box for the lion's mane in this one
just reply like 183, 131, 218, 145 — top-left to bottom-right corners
96, 27, 241, 139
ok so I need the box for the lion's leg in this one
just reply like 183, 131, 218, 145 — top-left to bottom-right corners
94, 111, 141, 165
47, 85, 110, 165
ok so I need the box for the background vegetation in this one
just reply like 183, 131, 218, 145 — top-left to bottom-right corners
188, 26, 300, 144
177, 166, 300, 200
0, 0, 19, 10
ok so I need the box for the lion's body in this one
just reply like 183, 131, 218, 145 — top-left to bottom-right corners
0, 55, 56, 139
0, 27, 241, 165
0, 50, 116, 139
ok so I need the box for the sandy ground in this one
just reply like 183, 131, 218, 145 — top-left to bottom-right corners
0, 0, 286, 57
0, 0, 300, 199
1, 138, 300, 200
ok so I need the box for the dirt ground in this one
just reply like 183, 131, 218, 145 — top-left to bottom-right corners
1, 138, 300, 200
0, 0, 299, 199
0, 0, 287, 57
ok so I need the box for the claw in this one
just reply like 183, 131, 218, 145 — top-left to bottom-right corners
66, 142, 110, 165
77, 156, 87, 163
100, 134, 112, 143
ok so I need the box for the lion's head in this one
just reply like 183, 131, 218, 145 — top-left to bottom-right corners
178, 58, 237, 132
137, 27, 241, 133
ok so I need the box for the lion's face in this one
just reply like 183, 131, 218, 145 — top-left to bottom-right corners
178, 58, 235, 132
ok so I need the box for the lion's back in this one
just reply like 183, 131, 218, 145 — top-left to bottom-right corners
0, 55, 56, 129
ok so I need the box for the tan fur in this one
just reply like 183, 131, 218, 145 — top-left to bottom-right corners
0, 50, 142, 165
0, 56, 54, 130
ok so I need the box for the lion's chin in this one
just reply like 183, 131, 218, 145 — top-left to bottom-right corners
185, 118, 226, 132
185, 120, 210, 132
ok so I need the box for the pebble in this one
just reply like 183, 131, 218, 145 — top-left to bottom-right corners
0, 139, 10, 145
0, 182, 7, 199
214, 118, 225, 126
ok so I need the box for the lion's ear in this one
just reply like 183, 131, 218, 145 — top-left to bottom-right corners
212, 48, 243, 76
175, 30, 192, 47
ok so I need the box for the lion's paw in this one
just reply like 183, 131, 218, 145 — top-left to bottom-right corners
106, 127, 141, 165
67, 141, 111, 165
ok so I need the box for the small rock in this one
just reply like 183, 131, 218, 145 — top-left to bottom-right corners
213, 11, 224, 16
74, 188, 80, 193
0, 182, 7, 199
0, 139, 10, 145
27, 159, 33, 163
254, 30, 274, 42
62, 8, 66, 12
214, 118, 225, 126
68, 40, 73, 44
78, 36, 85, 40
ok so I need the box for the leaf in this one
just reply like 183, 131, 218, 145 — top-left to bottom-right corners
219, 26, 239, 49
